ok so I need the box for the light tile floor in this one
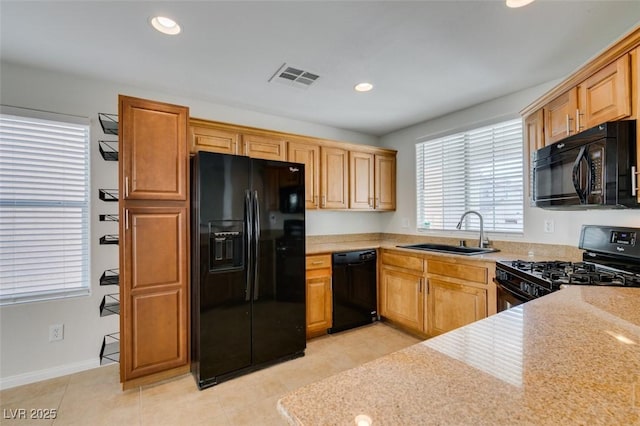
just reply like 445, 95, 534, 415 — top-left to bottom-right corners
0, 322, 420, 425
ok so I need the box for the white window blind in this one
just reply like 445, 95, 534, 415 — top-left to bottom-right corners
0, 111, 90, 305
416, 119, 523, 233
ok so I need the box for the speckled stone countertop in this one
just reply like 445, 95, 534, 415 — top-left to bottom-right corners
278, 286, 640, 425
306, 234, 582, 261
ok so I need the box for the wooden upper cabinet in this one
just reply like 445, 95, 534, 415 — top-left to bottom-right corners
524, 110, 545, 155
375, 153, 396, 211
190, 122, 239, 155
320, 146, 349, 209
578, 54, 631, 129
544, 88, 578, 145
349, 151, 374, 209
287, 140, 320, 209
349, 151, 396, 210
243, 133, 286, 160
119, 96, 188, 201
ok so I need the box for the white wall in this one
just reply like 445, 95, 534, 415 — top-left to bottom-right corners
379, 82, 640, 247
0, 61, 380, 387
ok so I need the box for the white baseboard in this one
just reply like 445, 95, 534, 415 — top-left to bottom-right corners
0, 358, 101, 390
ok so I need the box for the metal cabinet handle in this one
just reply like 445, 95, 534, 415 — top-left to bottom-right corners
321, 195, 326, 208
311, 261, 323, 265
575, 109, 584, 133
566, 114, 574, 135
124, 209, 130, 230
125, 177, 130, 198
632, 166, 638, 197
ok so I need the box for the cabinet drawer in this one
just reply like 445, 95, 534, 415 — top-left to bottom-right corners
427, 259, 487, 284
381, 251, 424, 272
306, 254, 332, 270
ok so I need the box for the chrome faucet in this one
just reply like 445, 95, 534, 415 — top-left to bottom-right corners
456, 210, 489, 248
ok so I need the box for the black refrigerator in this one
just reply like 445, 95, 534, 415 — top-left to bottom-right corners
191, 151, 306, 389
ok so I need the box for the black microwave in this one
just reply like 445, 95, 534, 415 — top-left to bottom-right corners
532, 120, 638, 209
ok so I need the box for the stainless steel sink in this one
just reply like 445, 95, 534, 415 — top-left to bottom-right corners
397, 243, 499, 256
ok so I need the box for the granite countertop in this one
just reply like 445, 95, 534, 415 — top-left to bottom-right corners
278, 286, 640, 425
306, 239, 574, 263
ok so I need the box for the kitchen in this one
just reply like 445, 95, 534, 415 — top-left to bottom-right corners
1, 1, 640, 425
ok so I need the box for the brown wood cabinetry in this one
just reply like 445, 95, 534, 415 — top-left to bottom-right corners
524, 109, 544, 157
320, 146, 349, 209
349, 151, 396, 211
426, 279, 486, 336
577, 55, 631, 129
121, 206, 189, 380
120, 96, 188, 201
190, 121, 239, 155
375, 153, 396, 211
379, 250, 425, 333
287, 140, 320, 209
119, 95, 190, 389
544, 88, 578, 145
425, 258, 491, 336
187, 117, 396, 211
379, 249, 493, 337
243, 133, 286, 160
306, 254, 332, 338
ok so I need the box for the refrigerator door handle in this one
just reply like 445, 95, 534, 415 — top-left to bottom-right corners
245, 189, 253, 302
253, 190, 260, 301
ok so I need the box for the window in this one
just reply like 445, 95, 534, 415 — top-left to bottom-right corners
416, 118, 523, 233
0, 108, 90, 305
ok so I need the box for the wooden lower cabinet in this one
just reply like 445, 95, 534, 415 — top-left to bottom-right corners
306, 254, 332, 338
379, 249, 493, 337
120, 205, 189, 387
426, 278, 487, 336
379, 266, 424, 333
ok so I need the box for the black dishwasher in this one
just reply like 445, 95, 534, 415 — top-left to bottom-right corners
329, 249, 377, 334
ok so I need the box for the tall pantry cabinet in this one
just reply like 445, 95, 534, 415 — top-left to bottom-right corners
118, 95, 190, 389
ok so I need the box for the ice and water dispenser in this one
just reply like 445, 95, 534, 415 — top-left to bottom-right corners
209, 221, 244, 272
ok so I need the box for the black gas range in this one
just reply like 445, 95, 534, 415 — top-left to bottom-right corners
495, 225, 640, 311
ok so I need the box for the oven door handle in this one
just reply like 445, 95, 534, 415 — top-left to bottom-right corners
494, 279, 533, 303
572, 146, 588, 204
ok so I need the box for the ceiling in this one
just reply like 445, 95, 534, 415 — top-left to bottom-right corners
1, 1, 639, 136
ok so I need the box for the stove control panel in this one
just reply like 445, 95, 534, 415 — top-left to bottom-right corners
611, 231, 635, 246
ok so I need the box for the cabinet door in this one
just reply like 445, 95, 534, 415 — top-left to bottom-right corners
320, 146, 348, 209
426, 279, 486, 336
243, 133, 286, 160
578, 55, 631, 129
190, 124, 239, 155
287, 141, 320, 209
524, 110, 544, 205
375, 153, 396, 211
119, 96, 188, 201
379, 266, 423, 333
120, 206, 189, 381
349, 151, 374, 209
306, 271, 332, 337
544, 88, 578, 145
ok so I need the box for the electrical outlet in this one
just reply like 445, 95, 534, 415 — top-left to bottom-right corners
49, 324, 64, 342
401, 217, 410, 228
544, 219, 555, 233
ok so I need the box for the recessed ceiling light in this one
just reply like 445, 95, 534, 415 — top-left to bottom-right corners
506, 0, 535, 8
354, 82, 373, 92
150, 16, 181, 35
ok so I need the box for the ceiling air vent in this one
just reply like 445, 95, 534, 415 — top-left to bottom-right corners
269, 63, 319, 89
